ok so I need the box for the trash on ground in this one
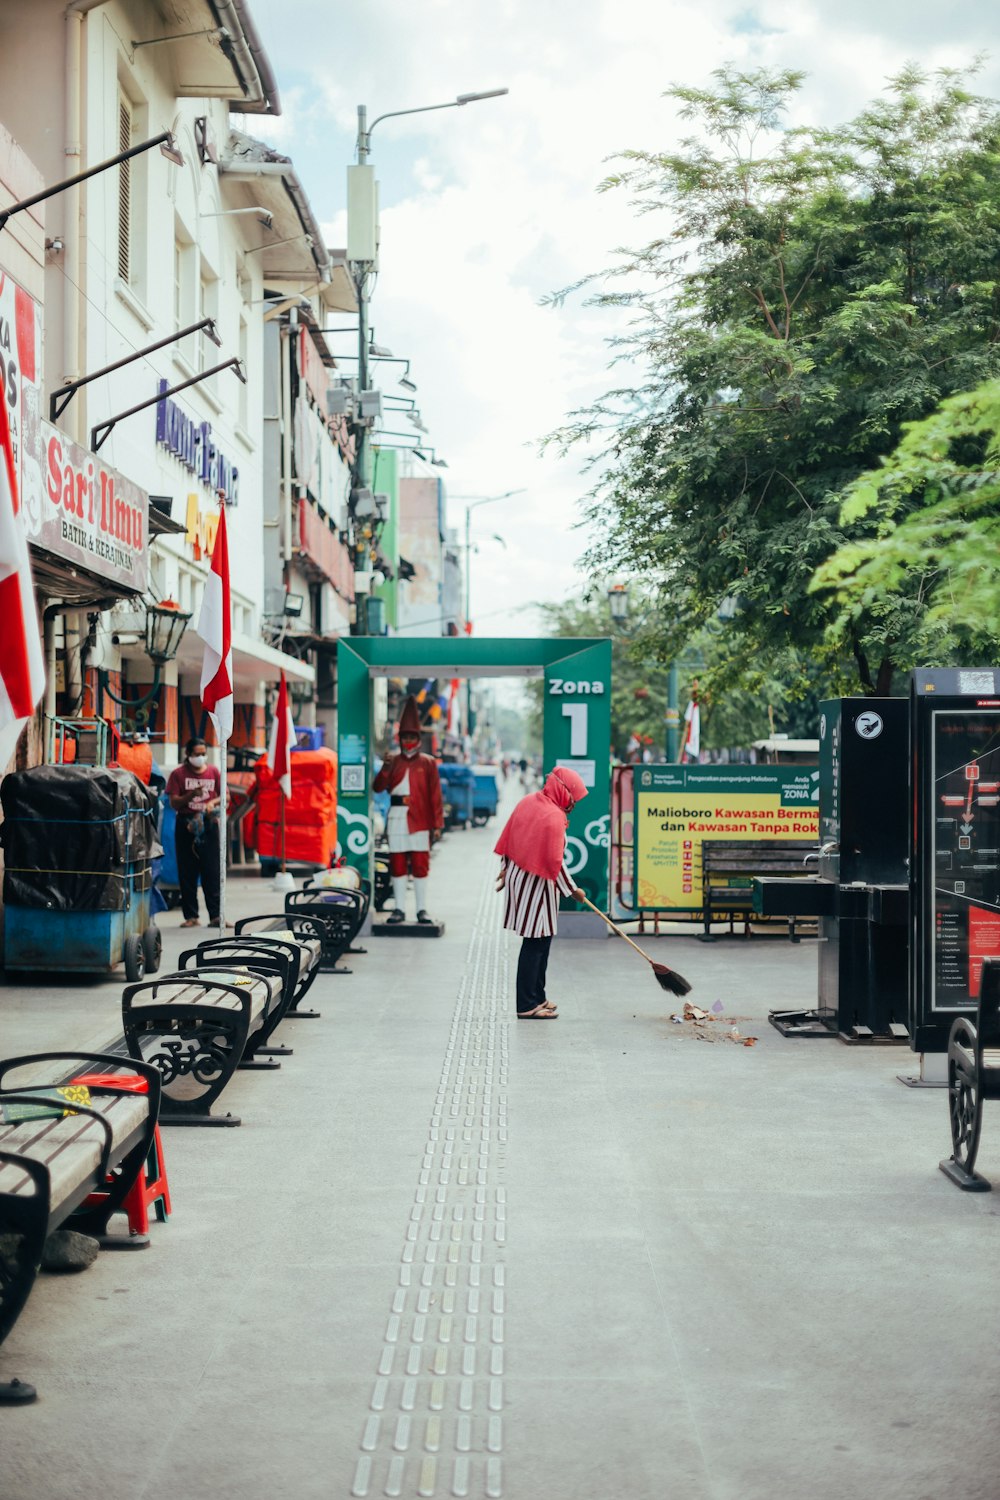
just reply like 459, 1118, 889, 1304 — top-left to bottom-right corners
684, 1002, 709, 1021
711, 1000, 724, 1014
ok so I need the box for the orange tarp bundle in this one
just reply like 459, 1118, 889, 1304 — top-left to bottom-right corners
116, 740, 154, 784
250, 747, 338, 867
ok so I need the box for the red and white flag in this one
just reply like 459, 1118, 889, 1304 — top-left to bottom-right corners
196, 505, 233, 742
681, 698, 700, 762
0, 394, 44, 767
267, 670, 295, 799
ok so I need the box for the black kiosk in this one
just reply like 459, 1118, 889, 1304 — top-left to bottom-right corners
909, 668, 1000, 1057
754, 697, 910, 1041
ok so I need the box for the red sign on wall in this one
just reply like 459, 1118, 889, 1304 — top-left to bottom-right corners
297, 498, 354, 597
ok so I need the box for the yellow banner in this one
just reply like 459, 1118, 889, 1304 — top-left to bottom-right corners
635, 782, 819, 911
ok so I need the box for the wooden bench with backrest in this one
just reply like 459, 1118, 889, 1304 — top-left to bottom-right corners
121, 970, 282, 1126
284, 885, 367, 974
0, 1049, 161, 1403
941, 956, 1000, 1191
179, 941, 294, 1058
231, 914, 326, 1015
702, 839, 820, 939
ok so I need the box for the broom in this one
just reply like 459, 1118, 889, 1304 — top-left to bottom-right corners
577, 892, 692, 997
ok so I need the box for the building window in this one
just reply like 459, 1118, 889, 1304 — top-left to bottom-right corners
198, 264, 219, 374
117, 92, 132, 283
174, 223, 196, 359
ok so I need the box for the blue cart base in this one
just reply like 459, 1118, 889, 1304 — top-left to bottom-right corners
4, 895, 153, 976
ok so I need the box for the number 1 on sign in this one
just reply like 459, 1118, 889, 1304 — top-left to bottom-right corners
562, 702, 588, 756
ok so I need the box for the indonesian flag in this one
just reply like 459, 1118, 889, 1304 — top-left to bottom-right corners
681, 698, 700, 762
267, 670, 295, 799
196, 505, 233, 742
0, 393, 45, 767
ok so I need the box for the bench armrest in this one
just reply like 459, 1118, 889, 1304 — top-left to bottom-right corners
0, 1049, 162, 1129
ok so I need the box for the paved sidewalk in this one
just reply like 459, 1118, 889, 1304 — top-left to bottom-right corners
2, 817, 1000, 1499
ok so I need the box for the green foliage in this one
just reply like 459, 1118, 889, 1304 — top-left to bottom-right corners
549, 63, 1000, 695
529, 591, 828, 754
814, 378, 1000, 662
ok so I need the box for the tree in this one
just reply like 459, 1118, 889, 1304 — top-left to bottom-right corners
548, 64, 1000, 696
527, 591, 825, 754
813, 378, 1000, 663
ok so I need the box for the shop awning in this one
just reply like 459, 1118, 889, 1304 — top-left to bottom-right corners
29, 545, 142, 608
171, 626, 315, 694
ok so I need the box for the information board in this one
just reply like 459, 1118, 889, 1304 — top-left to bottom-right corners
633, 764, 820, 912
930, 710, 1000, 1010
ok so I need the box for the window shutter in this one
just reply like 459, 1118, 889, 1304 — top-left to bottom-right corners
117, 96, 131, 282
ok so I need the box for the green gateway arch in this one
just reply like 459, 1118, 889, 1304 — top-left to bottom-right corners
335, 636, 613, 911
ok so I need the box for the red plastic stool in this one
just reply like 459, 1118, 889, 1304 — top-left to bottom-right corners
75, 1073, 172, 1235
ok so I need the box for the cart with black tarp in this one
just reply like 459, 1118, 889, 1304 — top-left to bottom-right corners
1, 765, 161, 981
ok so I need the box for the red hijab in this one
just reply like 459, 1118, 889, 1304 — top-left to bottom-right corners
494, 766, 588, 881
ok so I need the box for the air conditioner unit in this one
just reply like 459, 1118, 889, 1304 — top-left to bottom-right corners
351, 487, 375, 519
357, 389, 382, 422
326, 380, 356, 418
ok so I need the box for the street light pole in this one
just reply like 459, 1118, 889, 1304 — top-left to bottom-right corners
347, 90, 509, 635
450, 489, 525, 741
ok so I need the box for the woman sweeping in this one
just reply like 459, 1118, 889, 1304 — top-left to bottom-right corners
494, 765, 588, 1019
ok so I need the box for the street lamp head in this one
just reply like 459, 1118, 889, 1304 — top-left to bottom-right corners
399, 375, 417, 393
607, 583, 629, 625
159, 134, 185, 167
145, 599, 192, 664
456, 89, 509, 104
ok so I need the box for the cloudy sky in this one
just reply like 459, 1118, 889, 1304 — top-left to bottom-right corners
244, 0, 998, 640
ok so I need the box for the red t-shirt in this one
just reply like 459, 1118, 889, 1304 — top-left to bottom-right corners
166, 762, 222, 815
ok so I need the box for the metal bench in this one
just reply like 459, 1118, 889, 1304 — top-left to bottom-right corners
284, 887, 366, 974
179, 942, 295, 1059
702, 840, 820, 940
121, 971, 279, 1126
941, 957, 1000, 1190
0, 1049, 160, 1403
232, 915, 326, 1016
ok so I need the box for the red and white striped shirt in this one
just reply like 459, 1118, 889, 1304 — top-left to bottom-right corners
499, 856, 578, 938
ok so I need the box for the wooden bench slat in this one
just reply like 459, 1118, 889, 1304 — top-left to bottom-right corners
0, 1092, 147, 1211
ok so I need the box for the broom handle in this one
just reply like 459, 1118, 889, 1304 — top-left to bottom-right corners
577, 892, 655, 966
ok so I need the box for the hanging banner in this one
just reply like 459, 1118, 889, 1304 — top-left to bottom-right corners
0, 270, 41, 520
634, 763, 819, 912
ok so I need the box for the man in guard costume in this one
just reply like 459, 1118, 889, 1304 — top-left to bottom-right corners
373, 696, 444, 925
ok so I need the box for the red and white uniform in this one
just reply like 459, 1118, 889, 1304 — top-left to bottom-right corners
373, 751, 444, 883
386, 769, 427, 852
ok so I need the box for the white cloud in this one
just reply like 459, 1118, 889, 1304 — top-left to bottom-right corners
248, 0, 999, 639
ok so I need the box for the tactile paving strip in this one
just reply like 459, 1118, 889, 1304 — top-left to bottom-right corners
351, 868, 509, 1499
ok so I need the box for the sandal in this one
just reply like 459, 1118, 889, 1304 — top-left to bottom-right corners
517, 1004, 558, 1019
180, 918, 200, 928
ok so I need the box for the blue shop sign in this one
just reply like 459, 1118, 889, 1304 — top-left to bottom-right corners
154, 380, 239, 504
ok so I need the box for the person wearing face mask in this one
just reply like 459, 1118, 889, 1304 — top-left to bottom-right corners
165, 736, 224, 928
493, 765, 588, 1018
373, 696, 444, 925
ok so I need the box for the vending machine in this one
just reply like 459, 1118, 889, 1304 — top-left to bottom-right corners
910, 669, 1000, 1053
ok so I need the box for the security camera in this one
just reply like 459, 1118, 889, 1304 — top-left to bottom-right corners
111, 631, 141, 647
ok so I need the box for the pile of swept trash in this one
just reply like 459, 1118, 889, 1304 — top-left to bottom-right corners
668, 999, 758, 1046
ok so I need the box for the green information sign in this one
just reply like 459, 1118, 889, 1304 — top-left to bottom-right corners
634, 763, 820, 912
